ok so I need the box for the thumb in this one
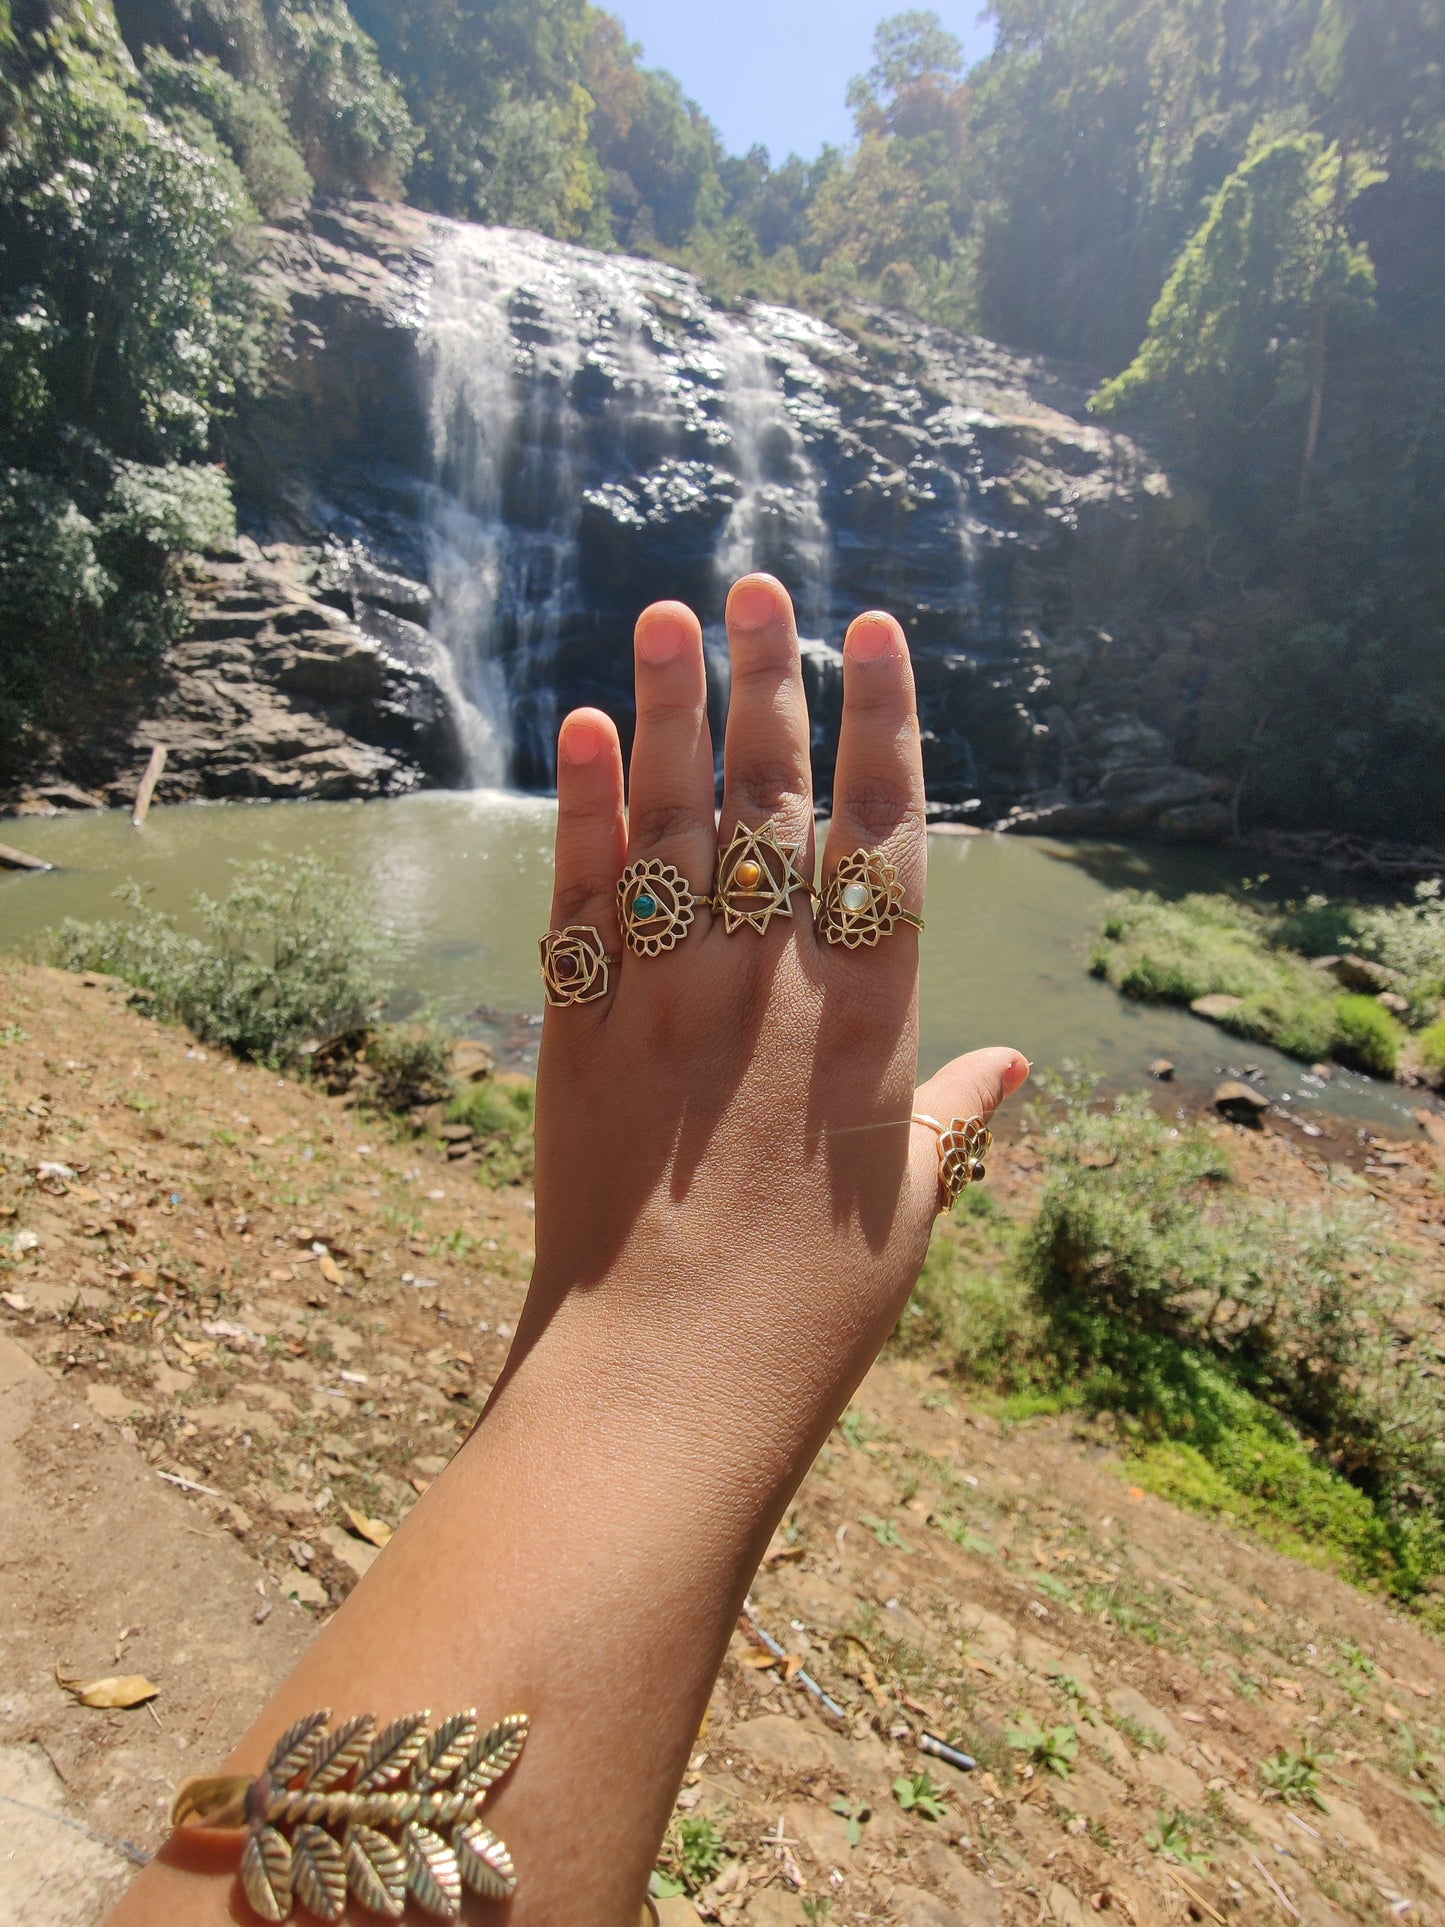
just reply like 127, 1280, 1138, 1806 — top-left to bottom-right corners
910, 1046, 1030, 1204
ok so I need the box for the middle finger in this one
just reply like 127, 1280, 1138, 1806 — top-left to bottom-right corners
717, 575, 816, 931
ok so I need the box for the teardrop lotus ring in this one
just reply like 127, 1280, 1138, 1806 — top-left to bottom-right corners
912, 1113, 992, 1211
170, 1706, 529, 1921
819, 850, 925, 948
540, 925, 617, 1006
618, 858, 704, 956
711, 819, 817, 935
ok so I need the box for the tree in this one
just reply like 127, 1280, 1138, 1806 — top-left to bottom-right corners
1092, 135, 1379, 507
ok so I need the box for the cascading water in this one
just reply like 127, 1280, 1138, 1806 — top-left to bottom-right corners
419, 223, 838, 787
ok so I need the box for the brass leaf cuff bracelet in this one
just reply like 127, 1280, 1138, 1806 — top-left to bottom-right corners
172, 1707, 529, 1921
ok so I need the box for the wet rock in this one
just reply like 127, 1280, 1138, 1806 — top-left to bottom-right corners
1191, 993, 1244, 1021
1214, 1081, 1270, 1125
1148, 1058, 1175, 1080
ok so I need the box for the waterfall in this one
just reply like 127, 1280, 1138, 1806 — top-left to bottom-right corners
420, 223, 837, 787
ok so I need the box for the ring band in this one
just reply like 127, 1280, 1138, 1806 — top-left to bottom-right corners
619, 859, 703, 956
912, 1113, 992, 1210
819, 851, 924, 947
540, 925, 618, 1006
712, 819, 816, 935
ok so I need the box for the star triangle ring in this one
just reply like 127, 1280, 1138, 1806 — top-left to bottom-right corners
712, 819, 816, 935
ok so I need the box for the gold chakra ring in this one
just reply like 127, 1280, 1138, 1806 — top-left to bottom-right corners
171, 1706, 529, 1921
618, 858, 702, 956
913, 1113, 992, 1211
712, 819, 816, 935
819, 850, 925, 948
540, 925, 616, 1006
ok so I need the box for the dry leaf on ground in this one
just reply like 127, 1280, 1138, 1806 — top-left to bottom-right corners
56, 1666, 159, 1708
342, 1503, 392, 1548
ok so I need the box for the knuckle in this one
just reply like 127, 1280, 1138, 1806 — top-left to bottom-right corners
551, 873, 617, 926
840, 779, 924, 846
730, 762, 811, 819
629, 801, 713, 852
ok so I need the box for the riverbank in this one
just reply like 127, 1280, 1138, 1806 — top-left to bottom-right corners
6, 961, 1445, 1923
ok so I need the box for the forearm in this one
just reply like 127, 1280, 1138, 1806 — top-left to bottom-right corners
106, 1285, 850, 1927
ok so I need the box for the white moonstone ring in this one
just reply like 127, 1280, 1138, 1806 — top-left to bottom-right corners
818, 850, 924, 948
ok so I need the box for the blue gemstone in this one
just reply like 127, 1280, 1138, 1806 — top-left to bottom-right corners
633, 892, 659, 920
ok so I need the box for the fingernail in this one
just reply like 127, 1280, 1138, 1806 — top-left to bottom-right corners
728, 577, 785, 630
561, 718, 605, 766
847, 614, 898, 661
637, 611, 689, 666
1003, 1052, 1031, 1094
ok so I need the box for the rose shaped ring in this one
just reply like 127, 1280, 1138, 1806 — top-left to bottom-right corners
912, 1114, 992, 1211
618, 859, 704, 957
711, 820, 817, 936
539, 926, 618, 1006
819, 850, 925, 948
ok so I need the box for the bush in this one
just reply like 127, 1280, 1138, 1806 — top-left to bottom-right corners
1332, 995, 1405, 1076
362, 1021, 451, 1111
141, 48, 313, 216
446, 1078, 535, 1187
895, 1192, 1046, 1388
1419, 1018, 1445, 1081
48, 854, 388, 1065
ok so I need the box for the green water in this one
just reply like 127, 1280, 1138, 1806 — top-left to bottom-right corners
0, 792, 1423, 1134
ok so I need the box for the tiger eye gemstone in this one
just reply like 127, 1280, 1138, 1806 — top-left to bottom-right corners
840, 881, 871, 913
734, 859, 763, 891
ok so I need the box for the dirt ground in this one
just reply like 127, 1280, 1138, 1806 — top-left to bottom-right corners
4, 960, 1445, 1926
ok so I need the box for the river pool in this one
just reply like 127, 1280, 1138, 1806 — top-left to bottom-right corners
0, 792, 1424, 1134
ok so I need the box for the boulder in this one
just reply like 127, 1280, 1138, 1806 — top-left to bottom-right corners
1190, 993, 1244, 1021
1214, 1080, 1270, 1124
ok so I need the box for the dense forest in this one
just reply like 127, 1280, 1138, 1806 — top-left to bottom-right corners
1, 0, 1442, 835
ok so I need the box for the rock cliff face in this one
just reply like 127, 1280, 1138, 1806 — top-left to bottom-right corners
19, 200, 1225, 835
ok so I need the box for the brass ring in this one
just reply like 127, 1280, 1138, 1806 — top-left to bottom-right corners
712, 819, 816, 935
540, 925, 618, 1006
819, 850, 925, 947
912, 1113, 992, 1210
618, 859, 703, 956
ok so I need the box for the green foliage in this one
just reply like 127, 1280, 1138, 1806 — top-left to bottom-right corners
141, 47, 312, 215
269, 0, 416, 196
1259, 1746, 1331, 1809
893, 1189, 1046, 1388
829, 1796, 871, 1846
1112, 1713, 1166, 1754
361, 1021, 451, 1112
1006, 1718, 1077, 1777
47, 855, 388, 1065
1418, 1019, 1445, 1081
1093, 887, 1437, 1071
1332, 994, 1404, 1075
445, 1077, 535, 1187
892, 1768, 950, 1815
652, 1813, 727, 1898
1093, 136, 1379, 484
1148, 1807, 1212, 1870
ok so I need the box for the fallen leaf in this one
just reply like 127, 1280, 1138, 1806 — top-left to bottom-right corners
342, 1504, 393, 1549
56, 1667, 159, 1709
1, 1291, 30, 1311
1384, 1701, 1406, 1721
318, 1253, 345, 1287
764, 1541, 806, 1564
738, 1647, 778, 1670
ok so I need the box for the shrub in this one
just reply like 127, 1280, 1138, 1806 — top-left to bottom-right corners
48, 855, 388, 1065
446, 1077, 535, 1186
1419, 1018, 1445, 1081
141, 48, 313, 216
362, 1021, 452, 1111
1332, 994, 1405, 1076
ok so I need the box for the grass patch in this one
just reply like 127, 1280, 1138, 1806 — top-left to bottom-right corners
446, 1077, 535, 1186
1091, 881, 1445, 1074
900, 1078, 1445, 1616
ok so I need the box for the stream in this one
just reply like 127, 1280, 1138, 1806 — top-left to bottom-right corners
0, 794, 1424, 1136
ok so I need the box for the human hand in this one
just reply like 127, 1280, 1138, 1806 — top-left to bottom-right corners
507, 572, 1028, 1531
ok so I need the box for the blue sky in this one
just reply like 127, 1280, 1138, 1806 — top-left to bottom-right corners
607, 1, 996, 164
